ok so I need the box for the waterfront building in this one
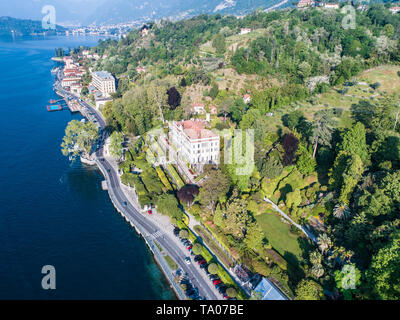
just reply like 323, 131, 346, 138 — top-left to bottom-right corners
91, 71, 116, 98
169, 119, 220, 171
61, 77, 81, 88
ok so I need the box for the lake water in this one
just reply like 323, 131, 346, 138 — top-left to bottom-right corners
0, 35, 175, 299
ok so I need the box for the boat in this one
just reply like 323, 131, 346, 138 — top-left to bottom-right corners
47, 104, 63, 112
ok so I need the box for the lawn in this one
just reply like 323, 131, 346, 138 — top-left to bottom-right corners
164, 255, 178, 270
255, 211, 303, 266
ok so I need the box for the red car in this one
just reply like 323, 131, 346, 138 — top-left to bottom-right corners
198, 260, 206, 265
147, 210, 152, 215
213, 279, 221, 285
186, 245, 193, 250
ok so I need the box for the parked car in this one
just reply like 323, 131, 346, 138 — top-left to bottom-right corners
194, 255, 203, 262
213, 279, 221, 285
198, 260, 206, 265
186, 245, 193, 250
209, 274, 219, 280
185, 257, 191, 265
223, 293, 229, 299
173, 228, 180, 236
147, 210, 152, 215
200, 263, 207, 269
218, 286, 226, 294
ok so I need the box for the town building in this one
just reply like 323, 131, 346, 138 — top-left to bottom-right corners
95, 97, 113, 110
136, 66, 147, 74
169, 119, 220, 171
63, 56, 73, 69
390, 6, 400, 14
297, 0, 315, 8
70, 83, 83, 95
243, 94, 251, 104
324, 3, 339, 9
91, 71, 116, 98
192, 103, 206, 114
61, 77, 81, 88
240, 28, 252, 35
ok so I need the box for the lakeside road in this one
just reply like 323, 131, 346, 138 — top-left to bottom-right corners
55, 85, 221, 300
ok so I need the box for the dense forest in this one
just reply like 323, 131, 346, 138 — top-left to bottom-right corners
77, 3, 400, 300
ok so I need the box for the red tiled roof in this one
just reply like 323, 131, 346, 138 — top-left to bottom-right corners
176, 120, 217, 140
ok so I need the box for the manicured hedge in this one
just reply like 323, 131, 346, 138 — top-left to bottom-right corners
167, 164, 185, 189
156, 166, 174, 191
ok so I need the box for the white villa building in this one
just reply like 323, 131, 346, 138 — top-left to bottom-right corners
169, 119, 220, 171
91, 71, 116, 98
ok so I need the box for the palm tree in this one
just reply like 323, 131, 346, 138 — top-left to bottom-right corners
333, 203, 351, 219
309, 250, 323, 265
317, 233, 332, 255
311, 264, 325, 279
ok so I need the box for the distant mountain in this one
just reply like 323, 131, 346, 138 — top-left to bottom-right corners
84, 0, 291, 25
0, 16, 66, 36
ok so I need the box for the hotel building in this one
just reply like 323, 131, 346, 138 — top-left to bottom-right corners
91, 71, 116, 98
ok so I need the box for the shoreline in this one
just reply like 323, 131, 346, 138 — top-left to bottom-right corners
93, 156, 183, 300
54, 81, 183, 299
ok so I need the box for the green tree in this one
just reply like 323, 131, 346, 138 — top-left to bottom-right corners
367, 233, 400, 300
226, 287, 237, 298
339, 122, 369, 164
109, 131, 124, 160
310, 110, 336, 158
334, 264, 361, 300
156, 193, 183, 221
199, 169, 230, 213
208, 263, 218, 274
61, 120, 98, 160
179, 229, 189, 239
383, 24, 395, 38
209, 83, 219, 100
295, 279, 325, 300
212, 34, 226, 54
192, 243, 203, 255
296, 146, 316, 176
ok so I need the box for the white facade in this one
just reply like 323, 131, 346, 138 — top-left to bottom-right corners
61, 77, 80, 88
240, 28, 251, 35
169, 120, 220, 169
91, 71, 116, 98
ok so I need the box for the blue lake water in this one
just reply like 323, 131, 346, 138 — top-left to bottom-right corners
0, 35, 175, 299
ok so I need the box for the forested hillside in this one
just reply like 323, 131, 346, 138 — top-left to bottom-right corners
74, 4, 400, 300
0, 16, 66, 36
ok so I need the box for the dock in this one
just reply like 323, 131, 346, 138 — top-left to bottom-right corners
66, 99, 81, 113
